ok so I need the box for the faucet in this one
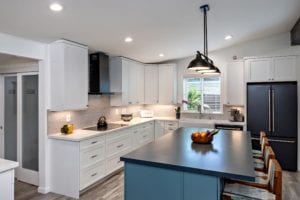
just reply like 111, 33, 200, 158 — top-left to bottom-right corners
198, 105, 203, 119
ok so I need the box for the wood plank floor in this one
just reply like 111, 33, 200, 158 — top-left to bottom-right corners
15, 170, 300, 200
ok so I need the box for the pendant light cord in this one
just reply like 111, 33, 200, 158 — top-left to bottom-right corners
203, 6, 208, 56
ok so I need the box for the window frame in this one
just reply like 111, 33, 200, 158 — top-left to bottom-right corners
182, 74, 223, 114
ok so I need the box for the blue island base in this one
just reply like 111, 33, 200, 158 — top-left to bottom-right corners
124, 163, 223, 200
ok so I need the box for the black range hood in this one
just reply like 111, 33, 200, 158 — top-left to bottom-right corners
89, 52, 114, 95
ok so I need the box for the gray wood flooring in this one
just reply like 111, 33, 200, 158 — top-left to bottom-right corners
15, 170, 300, 200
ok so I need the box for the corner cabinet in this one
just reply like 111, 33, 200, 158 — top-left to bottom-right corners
245, 56, 297, 82
226, 61, 244, 106
158, 64, 177, 104
49, 40, 88, 111
110, 57, 144, 106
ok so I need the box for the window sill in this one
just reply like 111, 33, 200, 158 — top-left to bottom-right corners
181, 111, 224, 115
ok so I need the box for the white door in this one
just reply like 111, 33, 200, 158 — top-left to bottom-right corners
0, 73, 39, 185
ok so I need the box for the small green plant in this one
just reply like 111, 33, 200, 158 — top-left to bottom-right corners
175, 106, 181, 113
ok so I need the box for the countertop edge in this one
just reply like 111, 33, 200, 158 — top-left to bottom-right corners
0, 159, 19, 173
120, 157, 255, 182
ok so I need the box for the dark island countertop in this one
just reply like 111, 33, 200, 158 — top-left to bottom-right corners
121, 127, 255, 181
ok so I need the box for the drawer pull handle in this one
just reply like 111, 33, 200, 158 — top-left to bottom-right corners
91, 141, 98, 144
91, 173, 98, 177
91, 155, 98, 158
134, 131, 138, 133
143, 135, 147, 138
143, 126, 146, 128
117, 144, 124, 148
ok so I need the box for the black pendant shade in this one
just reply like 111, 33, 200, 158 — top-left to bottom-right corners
188, 4, 221, 75
187, 51, 210, 70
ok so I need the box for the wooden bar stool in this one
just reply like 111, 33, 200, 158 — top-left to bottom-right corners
223, 159, 282, 200
254, 146, 275, 172
252, 131, 267, 158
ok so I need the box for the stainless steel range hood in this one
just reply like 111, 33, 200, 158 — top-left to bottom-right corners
89, 52, 114, 95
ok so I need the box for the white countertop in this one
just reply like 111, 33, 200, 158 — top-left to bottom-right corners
0, 159, 19, 173
48, 117, 245, 142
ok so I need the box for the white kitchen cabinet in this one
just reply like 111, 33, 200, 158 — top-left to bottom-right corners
49, 121, 155, 198
0, 169, 14, 200
110, 57, 144, 106
128, 62, 144, 104
144, 65, 159, 104
158, 64, 177, 104
245, 56, 297, 82
164, 121, 179, 134
226, 61, 244, 106
155, 120, 165, 139
49, 40, 88, 111
273, 56, 297, 81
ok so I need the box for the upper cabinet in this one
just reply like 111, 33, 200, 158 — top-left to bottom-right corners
226, 61, 244, 106
49, 40, 88, 111
245, 56, 297, 82
158, 64, 177, 104
110, 57, 144, 106
144, 65, 159, 104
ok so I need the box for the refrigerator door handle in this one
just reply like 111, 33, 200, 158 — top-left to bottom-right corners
268, 139, 295, 143
272, 89, 275, 133
268, 89, 271, 132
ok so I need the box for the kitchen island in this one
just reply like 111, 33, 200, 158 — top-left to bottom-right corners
121, 127, 255, 200
0, 159, 19, 200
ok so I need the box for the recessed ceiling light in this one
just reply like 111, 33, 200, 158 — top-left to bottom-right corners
159, 53, 164, 57
50, 3, 63, 12
124, 37, 133, 43
225, 35, 233, 40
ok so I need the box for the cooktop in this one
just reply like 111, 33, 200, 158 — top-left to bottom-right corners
83, 123, 128, 132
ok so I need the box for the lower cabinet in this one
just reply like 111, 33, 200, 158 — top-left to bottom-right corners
49, 121, 155, 199
155, 120, 179, 139
0, 169, 15, 200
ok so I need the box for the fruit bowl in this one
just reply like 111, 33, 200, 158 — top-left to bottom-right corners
191, 130, 219, 144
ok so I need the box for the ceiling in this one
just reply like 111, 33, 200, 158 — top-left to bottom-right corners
0, 0, 299, 63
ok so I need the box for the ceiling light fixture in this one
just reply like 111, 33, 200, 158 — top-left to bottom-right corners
225, 35, 233, 40
159, 53, 164, 57
187, 4, 221, 75
50, 3, 63, 12
124, 37, 133, 43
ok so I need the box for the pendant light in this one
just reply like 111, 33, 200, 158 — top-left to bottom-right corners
187, 4, 221, 75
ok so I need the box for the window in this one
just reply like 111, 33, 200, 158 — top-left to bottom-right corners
183, 76, 221, 113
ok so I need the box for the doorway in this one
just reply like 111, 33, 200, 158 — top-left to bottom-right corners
0, 72, 39, 185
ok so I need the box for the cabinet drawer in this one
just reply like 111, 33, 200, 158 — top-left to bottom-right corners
106, 155, 123, 175
136, 129, 154, 146
106, 129, 129, 142
80, 144, 105, 168
165, 121, 178, 129
106, 136, 131, 157
80, 135, 105, 150
80, 160, 105, 190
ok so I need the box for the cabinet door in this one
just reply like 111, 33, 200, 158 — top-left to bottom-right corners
128, 61, 138, 105
64, 43, 88, 110
155, 121, 165, 139
144, 65, 159, 104
136, 63, 145, 104
246, 58, 272, 82
226, 61, 244, 105
158, 64, 177, 104
273, 56, 297, 81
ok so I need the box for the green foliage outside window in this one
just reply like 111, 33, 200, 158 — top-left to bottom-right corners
187, 87, 201, 110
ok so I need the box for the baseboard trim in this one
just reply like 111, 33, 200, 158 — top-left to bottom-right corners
38, 186, 51, 194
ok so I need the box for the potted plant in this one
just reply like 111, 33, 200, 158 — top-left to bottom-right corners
175, 106, 181, 119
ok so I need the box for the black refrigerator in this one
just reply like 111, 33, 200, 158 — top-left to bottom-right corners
247, 82, 298, 171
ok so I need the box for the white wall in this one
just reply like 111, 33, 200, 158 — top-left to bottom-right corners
0, 57, 39, 73
174, 32, 291, 104
0, 32, 49, 192
0, 33, 45, 60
